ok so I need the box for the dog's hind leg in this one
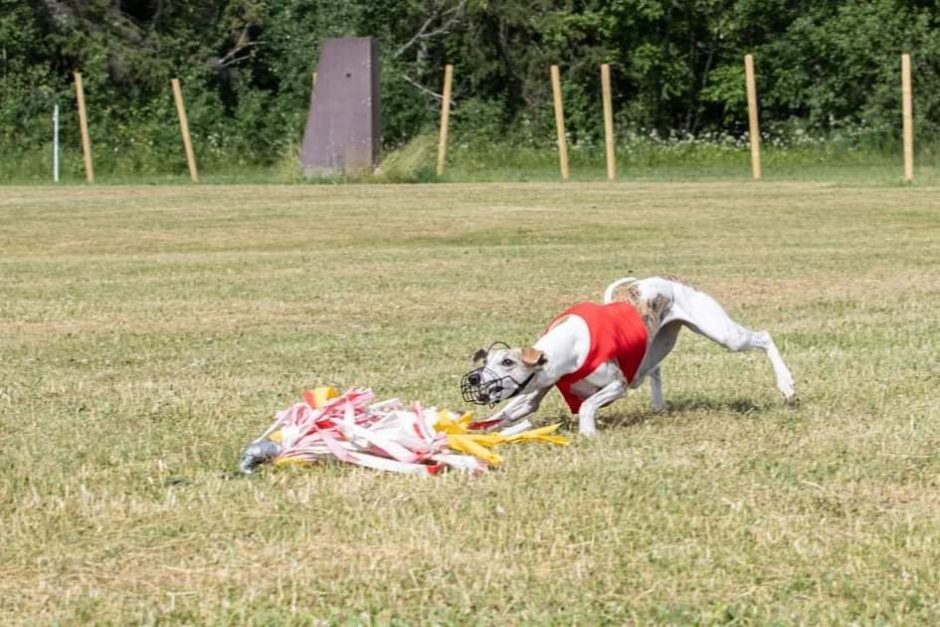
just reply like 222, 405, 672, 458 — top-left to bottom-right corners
671, 285, 795, 401
649, 367, 664, 411
632, 320, 682, 409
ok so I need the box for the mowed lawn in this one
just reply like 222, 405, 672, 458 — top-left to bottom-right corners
2, 182, 939, 624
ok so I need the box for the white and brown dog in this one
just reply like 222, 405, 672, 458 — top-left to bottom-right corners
460, 276, 795, 437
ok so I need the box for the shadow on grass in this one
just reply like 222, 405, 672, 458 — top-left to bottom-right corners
590, 396, 768, 432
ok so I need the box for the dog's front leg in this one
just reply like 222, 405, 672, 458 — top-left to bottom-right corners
489, 387, 550, 426
578, 380, 625, 437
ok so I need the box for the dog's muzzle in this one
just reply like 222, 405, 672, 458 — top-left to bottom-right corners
461, 367, 506, 407
461, 367, 535, 407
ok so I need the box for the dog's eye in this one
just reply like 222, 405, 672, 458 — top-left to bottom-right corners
501, 358, 514, 367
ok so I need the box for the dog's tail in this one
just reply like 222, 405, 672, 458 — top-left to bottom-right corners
603, 276, 639, 304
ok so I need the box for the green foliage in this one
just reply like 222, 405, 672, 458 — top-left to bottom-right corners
2, 0, 940, 178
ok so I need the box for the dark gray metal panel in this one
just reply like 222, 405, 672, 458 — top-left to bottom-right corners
300, 37, 381, 176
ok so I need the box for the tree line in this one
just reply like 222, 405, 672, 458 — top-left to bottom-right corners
2, 0, 939, 170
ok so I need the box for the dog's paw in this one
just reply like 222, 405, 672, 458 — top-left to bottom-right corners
777, 374, 796, 402
781, 378, 799, 405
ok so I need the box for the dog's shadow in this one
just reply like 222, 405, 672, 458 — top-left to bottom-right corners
577, 396, 768, 431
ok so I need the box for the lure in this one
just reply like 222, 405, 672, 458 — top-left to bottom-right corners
239, 386, 568, 475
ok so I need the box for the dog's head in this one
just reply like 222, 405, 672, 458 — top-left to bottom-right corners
460, 342, 547, 406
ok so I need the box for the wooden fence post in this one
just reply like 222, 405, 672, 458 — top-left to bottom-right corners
550, 65, 570, 181
53, 105, 60, 183
901, 53, 914, 182
171, 78, 199, 183
601, 63, 616, 180
744, 54, 761, 180
73, 72, 94, 183
436, 64, 453, 176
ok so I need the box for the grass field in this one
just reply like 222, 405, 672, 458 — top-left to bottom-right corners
2, 181, 940, 624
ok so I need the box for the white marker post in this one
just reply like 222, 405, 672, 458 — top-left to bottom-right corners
53, 105, 60, 183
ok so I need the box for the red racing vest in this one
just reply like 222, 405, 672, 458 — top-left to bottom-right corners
551, 302, 648, 413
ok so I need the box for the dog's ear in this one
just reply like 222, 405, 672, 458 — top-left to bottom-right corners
521, 347, 547, 367
471, 348, 488, 363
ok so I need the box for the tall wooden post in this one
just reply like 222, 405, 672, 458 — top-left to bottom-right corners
53, 105, 60, 183
550, 65, 570, 181
171, 78, 199, 183
901, 53, 914, 182
601, 63, 616, 180
436, 64, 453, 176
744, 54, 761, 180
73, 72, 94, 183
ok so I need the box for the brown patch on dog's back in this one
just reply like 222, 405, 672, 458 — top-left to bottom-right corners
611, 284, 671, 340
643, 294, 671, 338
622, 283, 642, 306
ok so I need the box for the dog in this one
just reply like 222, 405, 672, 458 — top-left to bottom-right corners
460, 276, 795, 437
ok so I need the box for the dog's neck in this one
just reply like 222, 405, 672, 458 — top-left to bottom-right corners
532, 316, 591, 386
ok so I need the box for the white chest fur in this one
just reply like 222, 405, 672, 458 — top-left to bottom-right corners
568, 360, 626, 399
